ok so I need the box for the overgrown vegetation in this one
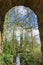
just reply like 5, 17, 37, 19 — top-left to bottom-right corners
2, 26, 42, 65
1, 6, 42, 65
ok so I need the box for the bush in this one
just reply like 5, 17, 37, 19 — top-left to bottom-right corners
0, 54, 3, 65
3, 54, 13, 65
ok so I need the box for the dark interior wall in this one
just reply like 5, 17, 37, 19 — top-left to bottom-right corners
0, 0, 43, 64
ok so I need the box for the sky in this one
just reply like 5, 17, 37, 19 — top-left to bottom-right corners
5, 6, 41, 44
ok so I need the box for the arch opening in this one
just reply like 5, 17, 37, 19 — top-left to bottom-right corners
2, 6, 42, 65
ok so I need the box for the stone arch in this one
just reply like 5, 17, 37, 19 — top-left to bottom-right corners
0, 0, 43, 64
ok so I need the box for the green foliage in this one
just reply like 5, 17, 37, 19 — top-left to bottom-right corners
0, 54, 3, 65
3, 54, 13, 65
20, 52, 35, 65
3, 28, 42, 65
2, 10, 42, 65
